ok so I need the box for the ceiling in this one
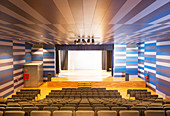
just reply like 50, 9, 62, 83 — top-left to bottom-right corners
0, 0, 169, 44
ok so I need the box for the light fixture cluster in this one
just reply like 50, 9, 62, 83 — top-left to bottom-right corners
74, 35, 95, 45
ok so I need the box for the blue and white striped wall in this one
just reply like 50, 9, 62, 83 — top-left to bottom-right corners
0, 39, 14, 98
156, 40, 170, 97
0, 39, 26, 97
114, 44, 138, 77
43, 45, 55, 81
13, 41, 25, 92
144, 40, 157, 91
31, 48, 43, 62
25, 43, 32, 63
138, 40, 170, 97
126, 46, 138, 77
31, 46, 55, 81
114, 45, 126, 77
138, 43, 144, 79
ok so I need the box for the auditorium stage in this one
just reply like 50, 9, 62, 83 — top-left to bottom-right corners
47, 70, 146, 88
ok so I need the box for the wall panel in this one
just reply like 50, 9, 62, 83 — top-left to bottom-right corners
138, 40, 170, 97
144, 40, 156, 91
0, 39, 14, 98
114, 45, 126, 77
156, 40, 170, 97
25, 43, 32, 63
13, 41, 25, 92
43, 45, 55, 81
126, 46, 138, 77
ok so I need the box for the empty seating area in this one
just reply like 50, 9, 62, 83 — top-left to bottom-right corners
0, 88, 170, 116
11, 89, 40, 101
127, 89, 159, 100
46, 88, 122, 99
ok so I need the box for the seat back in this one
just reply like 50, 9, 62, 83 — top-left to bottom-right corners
77, 107, 93, 110
23, 107, 39, 116
76, 111, 94, 116
43, 107, 59, 113
119, 110, 139, 116
111, 107, 127, 111
4, 111, 25, 116
5, 107, 22, 111
94, 107, 110, 111
53, 111, 72, 116
60, 107, 75, 111
144, 110, 165, 116
166, 110, 170, 116
0, 111, 3, 116
31, 111, 51, 116
97, 111, 117, 116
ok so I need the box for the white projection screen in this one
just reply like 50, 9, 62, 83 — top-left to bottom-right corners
68, 50, 102, 70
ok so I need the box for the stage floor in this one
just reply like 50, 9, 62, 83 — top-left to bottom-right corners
54, 70, 112, 81
48, 70, 146, 88
52, 70, 144, 82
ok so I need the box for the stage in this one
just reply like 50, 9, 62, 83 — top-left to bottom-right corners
47, 70, 146, 88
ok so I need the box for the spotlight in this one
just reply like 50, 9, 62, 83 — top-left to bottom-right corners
82, 39, 86, 43
87, 36, 90, 43
77, 39, 81, 43
82, 35, 86, 44
74, 40, 77, 44
92, 35, 94, 43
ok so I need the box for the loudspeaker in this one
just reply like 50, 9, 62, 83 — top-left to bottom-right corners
125, 73, 129, 81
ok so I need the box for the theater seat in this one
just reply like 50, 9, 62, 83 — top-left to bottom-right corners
0, 111, 3, 116
31, 111, 51, 116
119, 110, 139, 116
5, 107, 22, 111
60, 107, 75, 111
4, 111, 25, 116
167, 110, 170, 116
23, 107, 39, 116
76, 111, 94, 116
144, 110, 165, 116
77, 107, 93, 110
0, 107, 5, 111
53, 111, 72, 116
97, 110, 117, 116
111, 107, 127, 111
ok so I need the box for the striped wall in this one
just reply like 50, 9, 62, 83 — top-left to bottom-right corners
31, 46, 55, 81
43, 45, 55, 81
25, 43, 32, 63
156, 40, 170, 97
144, 41, 157, 91
138, 40, 170, 97
114, 45, 126, 77
31, 48, 43, 62
126, 46, 138, 77
0, 39, 14, 98
13, 41, 25, 92
114, 45, 138, 77
138, 43, 145, 79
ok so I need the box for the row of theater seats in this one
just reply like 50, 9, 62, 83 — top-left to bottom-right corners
0, 88, 170, 116
11, 89, 40, 101
0, 110, 170, 116
127, 89, 158, 100
46, 88, 122, 98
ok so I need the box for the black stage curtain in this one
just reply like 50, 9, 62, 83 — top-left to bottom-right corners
60, 50, 68, 70
55, 50, 59, 74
